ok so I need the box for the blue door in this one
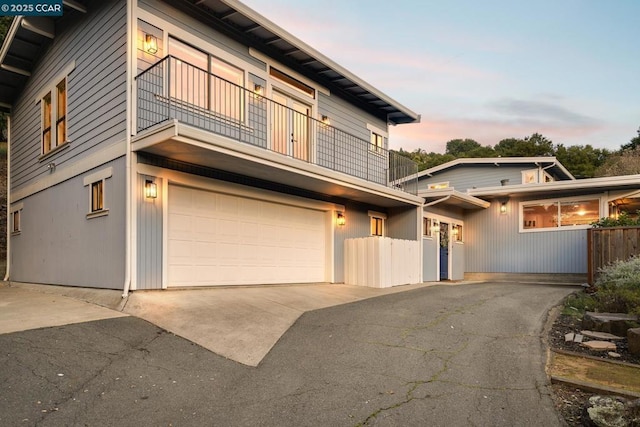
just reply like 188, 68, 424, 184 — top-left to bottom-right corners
439, 222, 449, 280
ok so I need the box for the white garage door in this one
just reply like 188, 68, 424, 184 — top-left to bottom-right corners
167, 185, 327, 286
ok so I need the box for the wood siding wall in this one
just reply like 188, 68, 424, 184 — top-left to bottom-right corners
417, 166, 528, 192
588, 227, 640, 284
465, 198, 588, 274
137, 174, 164, 290
10, 157, 126, 288
11, 0, 127, 192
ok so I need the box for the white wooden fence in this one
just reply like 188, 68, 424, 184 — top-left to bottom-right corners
344, 237, 421, 288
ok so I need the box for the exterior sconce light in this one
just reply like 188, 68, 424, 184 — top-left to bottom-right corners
500, 201, 507, 214
254, 84, 263, 95
144, 34, 158, 55
321, 115, 330, 125
145, 180, 158, 199
451, 227, 459, 236
336, 212, 346, 226
432, 222, 440, 233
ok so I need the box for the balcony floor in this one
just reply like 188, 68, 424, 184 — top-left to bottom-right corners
132, 120, 422, 208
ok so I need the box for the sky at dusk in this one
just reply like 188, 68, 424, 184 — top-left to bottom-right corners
241, 0, 639, 153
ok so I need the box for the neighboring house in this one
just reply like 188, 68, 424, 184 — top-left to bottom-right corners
418, 157, 640, 282
0, 0, 423, 291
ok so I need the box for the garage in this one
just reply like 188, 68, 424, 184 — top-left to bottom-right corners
167, 184, 328, 286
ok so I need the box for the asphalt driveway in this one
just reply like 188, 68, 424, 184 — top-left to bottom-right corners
0, 282, 574, 426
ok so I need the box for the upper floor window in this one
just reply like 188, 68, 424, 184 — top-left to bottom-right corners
520, 197, 600, 232
42, 78, 67, 155
371, 132, 383, 153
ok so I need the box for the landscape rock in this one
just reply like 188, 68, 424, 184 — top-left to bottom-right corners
582, 340, 617, 351
629, 328, 640, 356
582, 395, 632, 427
582, 330, 625, 341
607, 352, 621, 358
565, 332, 575, 342
582, 312, 639, 337
574, 334, 584, 343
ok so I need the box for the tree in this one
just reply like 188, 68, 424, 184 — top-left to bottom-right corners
494, 133, 555, 157
555, 144, 610, 178
396, 148, 455, 172
620, 127, 640, 152
595, 147, 640, 177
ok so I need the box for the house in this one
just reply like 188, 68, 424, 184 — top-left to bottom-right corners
417, 157, 640, 282
0, 0, 424, 292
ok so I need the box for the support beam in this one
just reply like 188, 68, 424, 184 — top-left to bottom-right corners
1, 64, 31, 77
63, 0, 87, 13
21, 17, 55, 39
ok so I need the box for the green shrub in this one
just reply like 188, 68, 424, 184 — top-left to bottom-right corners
589, 256, 640, 315
591, 211, 640, 228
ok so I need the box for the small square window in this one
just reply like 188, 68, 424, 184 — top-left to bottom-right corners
91, 181, 104, 212
11, 210, 21, 234
452, 224, 463, 242
370, 132, 383, 153
371, 217, 383, 236
423, 217, 433, 237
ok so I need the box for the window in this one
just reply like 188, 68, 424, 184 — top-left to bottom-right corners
522, 169, 538, 184
270, 67, 314, 98
521, 198, 600, 231
452, 224, 463, 242
11, 209, 21, 234
428, 182, 449, 190
370, 132, 383, 153
41, 78, 67, 155
369, 211, 386, 236
83, 167, 112, 218
423, 217, 433, 237
91, 181, 104, 212
211, 56, 244, 121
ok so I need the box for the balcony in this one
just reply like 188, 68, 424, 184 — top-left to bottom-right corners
135, 56, 418, 196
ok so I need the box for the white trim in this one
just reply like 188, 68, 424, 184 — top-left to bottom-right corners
518, 195, 603, 233
33, 60, 76, 104
368, 210, 387, 219
10, 141, 126, 203
418, 156, 575, 180
10, 202, 24, 212
161, 176, 168, 289
366, 123, 388, 138
83, 167, 113, 186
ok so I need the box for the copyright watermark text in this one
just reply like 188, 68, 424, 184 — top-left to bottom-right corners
0, 0, 63, 16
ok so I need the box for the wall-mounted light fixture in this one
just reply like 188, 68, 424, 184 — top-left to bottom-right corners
321, 115, 330, 126
336, 212, 346, 226
145, 180, 158, 199
254, 84, 263, 96
432, 221, 440, 233
144, 34, 158, 55
500, 201, 507, 214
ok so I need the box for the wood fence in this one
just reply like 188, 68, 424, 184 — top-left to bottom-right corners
587, 226, 640, 284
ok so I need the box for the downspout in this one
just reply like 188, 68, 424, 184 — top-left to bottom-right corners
3, 116, 10, 282
122, 0, 134, 298
423, 195, 451, 207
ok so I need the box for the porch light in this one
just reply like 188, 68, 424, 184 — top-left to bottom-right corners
500, 201, 507, 214
432, 222, 440, 233
321, 115, 330, 125
145, 180, 158, 199
144, 34, 158, 55
336, 212, 346, 226
254, 84, 263, 95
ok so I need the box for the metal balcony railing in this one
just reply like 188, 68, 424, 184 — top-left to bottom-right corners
135, 56, 418, 195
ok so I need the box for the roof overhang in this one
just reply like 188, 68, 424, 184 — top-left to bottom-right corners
420, 188, 490, 210
0, 2, 87, 112
468, 174, 640, 200
167, 0, 420, 125
133, 121, 424, 208
416, 157, 575, 181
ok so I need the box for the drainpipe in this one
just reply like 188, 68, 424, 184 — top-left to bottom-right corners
423, 195, 451, 207
121, 0, 134, 298
3, 116, 10, 282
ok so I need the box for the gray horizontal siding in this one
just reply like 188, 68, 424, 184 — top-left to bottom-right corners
318, 92, 387, 146
10, 157, 126, 288
418, 166, 529, 192
139, 0, 265, 71
137, 174, 163, 290
11, 0, 127, 192
464, 199, 587, 274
